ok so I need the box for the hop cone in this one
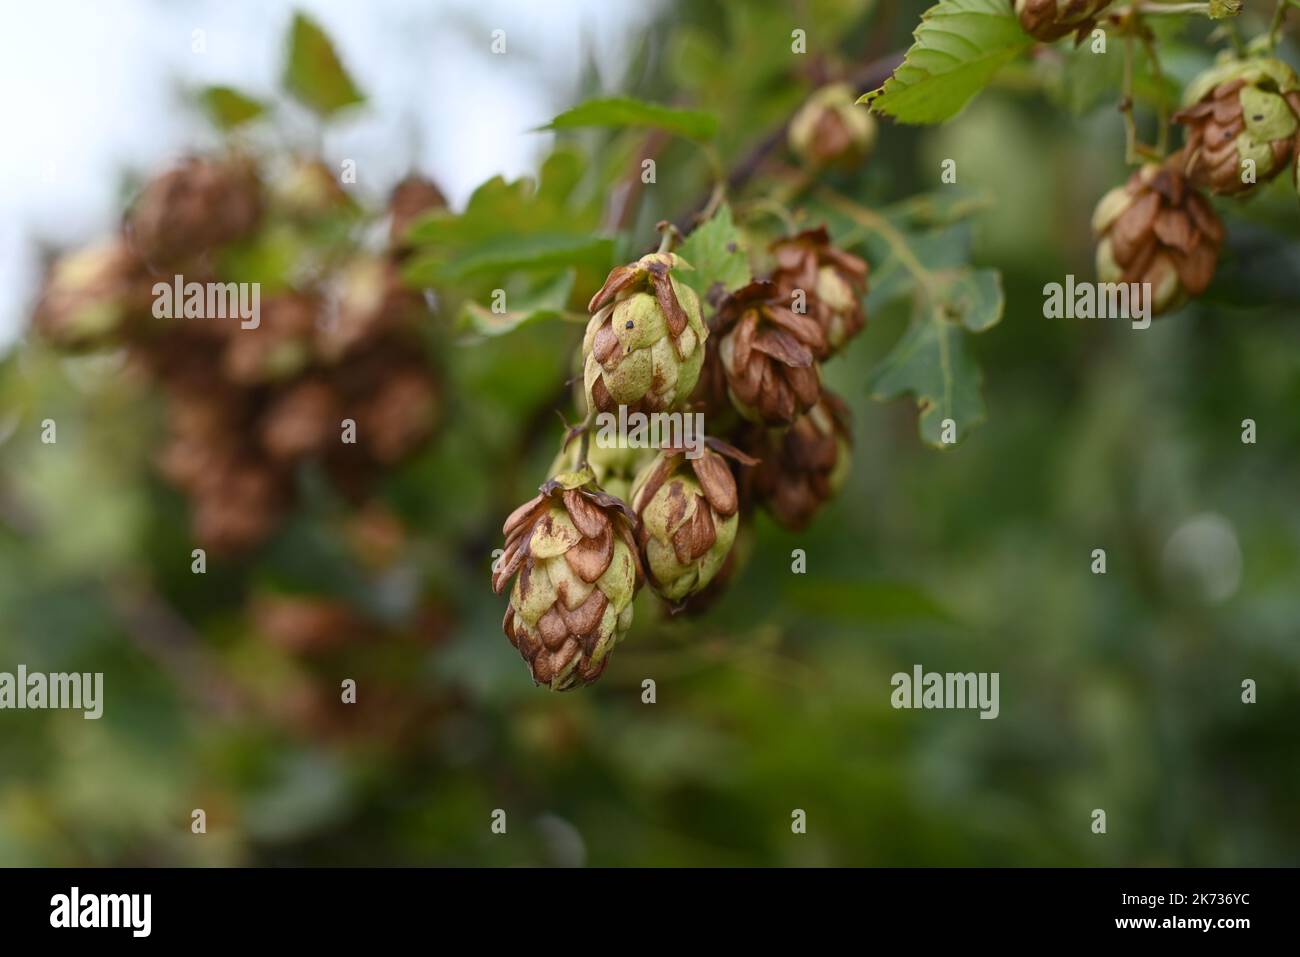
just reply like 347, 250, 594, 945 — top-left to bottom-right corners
630, 449, 740, 604
1013, 0, 1113, 42
752, 393, 852, 531
1092, 160, 1224, 316
1174, 57, 1300, 196
582, 252, 707, 414
788, 83, 877, 170
493, 470, 643, 690
32, 240, 148, 348
127, 156, 262, 265
770, 227, 869, 358
715, 279, 824, 425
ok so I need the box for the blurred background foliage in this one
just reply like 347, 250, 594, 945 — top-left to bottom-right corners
1, 0, 1298, 866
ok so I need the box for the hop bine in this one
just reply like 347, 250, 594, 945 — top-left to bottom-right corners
582, 252, 708, 414
1092, 158, 1224, 317
494, 469, 643, 691
1174, 57, 1300, 197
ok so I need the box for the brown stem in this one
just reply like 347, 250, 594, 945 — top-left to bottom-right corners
673, 49, 905, 232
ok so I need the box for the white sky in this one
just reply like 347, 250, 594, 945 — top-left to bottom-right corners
0, 0, 659, 352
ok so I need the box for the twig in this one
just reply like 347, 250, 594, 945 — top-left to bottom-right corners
672, 50, 905, 232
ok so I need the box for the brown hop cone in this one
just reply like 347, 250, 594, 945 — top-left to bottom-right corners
355, 367, 439, 465
788, 83, 877, 170
1174, 57, 1300, 196
190, 458, 291, 555
317, 256, 424, 360
715, 279, 824, 426
1013, 0, 1113, 42
387, 174, 447, 252
126, 156, 261, 265
582, 252, 707, 415
260, 377, 339, 462
770, 227, 869, 358
32, 240, 149, 348
493, 469, 643, 691
752, 393, 852, 531
1092, 160, 1224, 316
223, 292, 318, 384
251, 594, 369, 655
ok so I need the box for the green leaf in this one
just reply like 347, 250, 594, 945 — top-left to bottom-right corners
458, 270, 580, 337
282, 12, 364, 118
402, 233, 614, 285
862, 0, 1032, 124
675, 204, 752, 303
198, 86, 267, 129
542, 97, 719, 141
867, 268, 1004, 448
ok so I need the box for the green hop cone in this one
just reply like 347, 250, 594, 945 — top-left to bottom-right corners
582, 252, 707, 415
493, 468, 643, 690
1174, 56, 1300, 196
788, 83, 877, 170
629, 448, 742, 604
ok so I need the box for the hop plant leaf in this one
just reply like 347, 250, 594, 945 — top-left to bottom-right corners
283, 12, 365, 118
862, 0, 1032, 125
542, 96, 719, 141
866, 267, 1003, 448
675, 204, 752, 303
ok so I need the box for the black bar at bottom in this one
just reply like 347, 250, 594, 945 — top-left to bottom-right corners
0, 867, 1291, 943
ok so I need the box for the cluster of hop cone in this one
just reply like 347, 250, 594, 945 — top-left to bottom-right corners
492, 228, 869, 691
32, 154, 446, 554
1016, 1, 1300, 314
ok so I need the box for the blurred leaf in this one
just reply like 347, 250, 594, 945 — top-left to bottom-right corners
676, 203, 751, 301
864, 0, 1031, 124
407, 150, 597, 248
458, 269, 580, 336
198, 85, 267, 129
282, 12, 364, 118
867, 268, 1003, 448
543, 96, 718, 141
403, 233, 614, 284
